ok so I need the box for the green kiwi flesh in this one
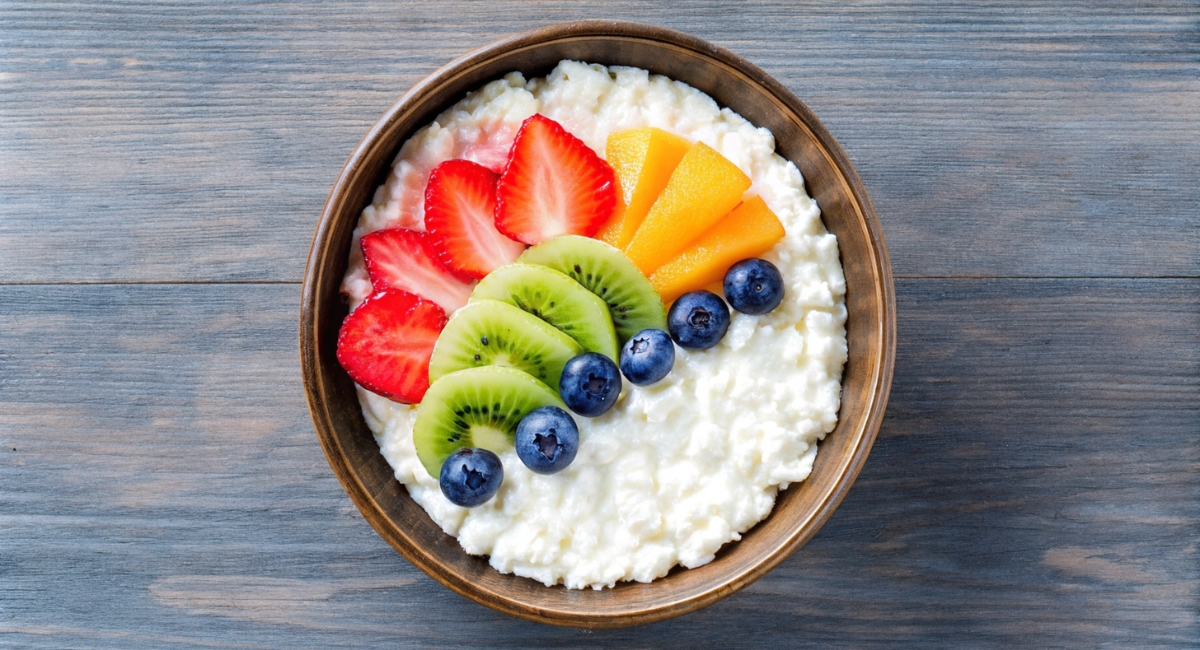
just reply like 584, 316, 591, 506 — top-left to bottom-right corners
518, 235, 667, 343
428, 299, 583, 389
470, 263, 619, 362
413, 366, 565, 478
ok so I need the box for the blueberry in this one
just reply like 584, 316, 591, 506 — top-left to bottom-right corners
667, 291, 730, 350
723, 258, 784, 315
558, 352, 621, 417
515, 406, 579, 474
439, 448, 503, 507
619, 328, 675, 386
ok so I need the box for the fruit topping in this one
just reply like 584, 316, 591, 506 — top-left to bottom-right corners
667, 290, 731, 350
439, 447, 504, 507
413, 366, 565, 478
428, 299, 583, 389
424, 159, 526, 279
336, 288, 448, 403
618, 328, 675, 386
559, 352, 622, 417
360, 228, 475, 314
514, 406, 579, 475
470, 263, 619, 362
647, 196, 786, 304
724, 258, 785, 315
518, 235, 666, 344
595, 127, 691, 249
494, 114, 618, 244
624, 142, 752, 275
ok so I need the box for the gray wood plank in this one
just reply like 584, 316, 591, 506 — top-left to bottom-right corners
1, 1, 1197, 283
1, 279, 1196, 647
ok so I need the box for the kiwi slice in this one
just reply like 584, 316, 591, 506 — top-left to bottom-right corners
470, 263, 619, 362
428, 300, 583, 389
413, 366, 565, 478
518, 235, 667, 343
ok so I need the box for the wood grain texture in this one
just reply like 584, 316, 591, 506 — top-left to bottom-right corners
1, 1, 1197, 282
2, 280, 1197, 647
2, 0, 1198, 646
301, 22, 895, 626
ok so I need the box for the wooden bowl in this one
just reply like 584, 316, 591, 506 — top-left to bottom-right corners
301, 20, 895, 628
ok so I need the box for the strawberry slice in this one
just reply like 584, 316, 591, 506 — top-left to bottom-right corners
361, 228, 475, 314
424, 159, 526, 279
494, 114, 618, 244
336, 289, 447, 404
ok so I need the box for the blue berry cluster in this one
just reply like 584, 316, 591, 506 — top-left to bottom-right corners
440, 257, 785, 508
440, 406, 582, 506
666, 257, 785, 351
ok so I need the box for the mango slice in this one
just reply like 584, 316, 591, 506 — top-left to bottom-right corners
648, 196, 786, 304
595, 128, 692, 250
624, 142, 752, 275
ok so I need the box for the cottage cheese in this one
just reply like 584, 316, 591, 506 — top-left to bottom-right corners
342, 61, 847, 589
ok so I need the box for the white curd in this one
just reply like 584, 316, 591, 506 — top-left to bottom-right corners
342, 60, 848, 589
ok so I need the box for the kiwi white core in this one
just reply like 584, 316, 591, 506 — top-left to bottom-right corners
346, 60, 847, 590
468, 424, 511, 454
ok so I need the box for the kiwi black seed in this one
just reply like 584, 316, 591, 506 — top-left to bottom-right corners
429, 300, 583, 389
518, 235, 667, 343
470, 263, 619, 362
413, 366, 565, 478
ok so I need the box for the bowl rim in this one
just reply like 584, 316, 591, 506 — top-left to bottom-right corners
301, 19, 896, 628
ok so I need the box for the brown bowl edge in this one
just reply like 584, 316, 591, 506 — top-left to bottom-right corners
301, 20, 896, 628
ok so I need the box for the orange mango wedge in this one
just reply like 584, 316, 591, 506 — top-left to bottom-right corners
595, 128, 692, 249
595, 195, 628, 249
648, 196, 786, 304
624, 142, 752, 275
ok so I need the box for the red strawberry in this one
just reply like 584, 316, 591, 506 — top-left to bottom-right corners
336, 289, 447, 404
494, 114, 618, 244
361, 228, 475, 314
424, 159, 525, 279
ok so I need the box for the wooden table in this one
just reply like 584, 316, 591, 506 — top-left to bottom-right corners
3, 2, 1197, 647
